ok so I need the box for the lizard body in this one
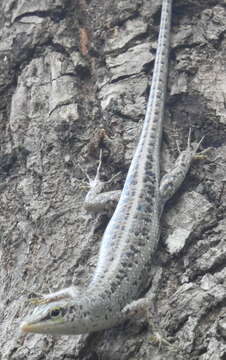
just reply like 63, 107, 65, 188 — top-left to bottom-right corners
20, 0, 200, 335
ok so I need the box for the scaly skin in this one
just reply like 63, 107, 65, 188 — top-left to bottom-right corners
20, 0, 193, 335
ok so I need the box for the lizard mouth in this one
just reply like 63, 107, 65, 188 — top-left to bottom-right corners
20, 321, 43, 334
20, 319, 65, 334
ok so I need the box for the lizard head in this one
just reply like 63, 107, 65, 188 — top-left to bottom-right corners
20, 302, 85, 335
20, 290, 94, 335
20, 301, 71, 335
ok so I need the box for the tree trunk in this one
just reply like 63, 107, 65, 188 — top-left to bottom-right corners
0, 0, 226, 359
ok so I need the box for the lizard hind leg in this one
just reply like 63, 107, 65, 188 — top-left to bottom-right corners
159, 130, 204, 207
84, 149, 121, 213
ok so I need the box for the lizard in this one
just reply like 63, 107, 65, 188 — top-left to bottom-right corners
20, 0, 202, 335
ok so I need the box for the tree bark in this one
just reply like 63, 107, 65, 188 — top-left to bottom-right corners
0, 0, 226, 359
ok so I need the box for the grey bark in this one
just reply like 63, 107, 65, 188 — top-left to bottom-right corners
0, 0, 226, 359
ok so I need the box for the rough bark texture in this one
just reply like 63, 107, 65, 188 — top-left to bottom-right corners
0, 0, 226, 359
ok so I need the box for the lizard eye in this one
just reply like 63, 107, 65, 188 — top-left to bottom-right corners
50, 307, 62, 318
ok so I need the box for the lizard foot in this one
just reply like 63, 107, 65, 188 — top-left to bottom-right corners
122, 297, 177, 351
149, 332, 177, 352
